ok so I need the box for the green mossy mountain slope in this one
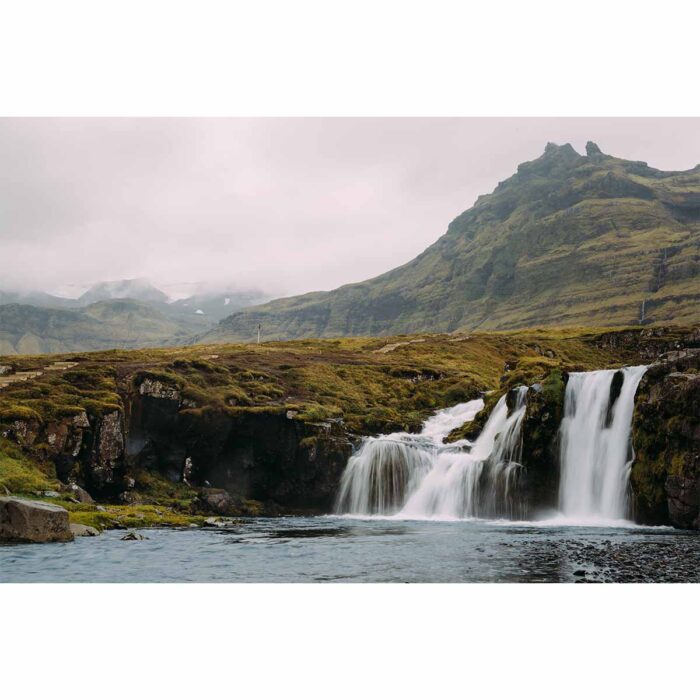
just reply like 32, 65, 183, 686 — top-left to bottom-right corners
207, 142, 700, 343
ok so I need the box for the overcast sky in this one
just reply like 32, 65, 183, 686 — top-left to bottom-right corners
1, 117, 699, 299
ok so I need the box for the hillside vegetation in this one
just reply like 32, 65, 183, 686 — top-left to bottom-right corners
206, 142, 700, 343
0, 327, 675, 436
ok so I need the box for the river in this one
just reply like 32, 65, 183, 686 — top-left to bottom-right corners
2, 516, 697, 583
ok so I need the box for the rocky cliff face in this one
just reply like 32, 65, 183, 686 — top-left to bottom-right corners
1, 376, 353, 513
124, 377, 353, 511
517, 372, 566, 515
631, 349, 699, 529
0, 408, 128, 497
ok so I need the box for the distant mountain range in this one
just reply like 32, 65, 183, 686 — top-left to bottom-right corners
204, 142, 700, 342
76, 278, 170, 306
0, 280, 269, 354
168, 289, 270, 321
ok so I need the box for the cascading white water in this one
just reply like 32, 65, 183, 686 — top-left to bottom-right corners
335, 388, 529, 519
335, 399, 483, 515
558, 366, 647, 521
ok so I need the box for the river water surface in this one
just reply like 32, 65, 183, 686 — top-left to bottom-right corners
1, 516, 697, 583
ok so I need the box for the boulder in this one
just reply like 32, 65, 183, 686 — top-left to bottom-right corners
0, 497, 74, 543
70, 523, 100, 537
66, 483, 94, 504
203, 516, 241, 528
198, 489, 234, 515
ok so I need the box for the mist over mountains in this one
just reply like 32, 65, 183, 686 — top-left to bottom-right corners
0, 280, 269, 354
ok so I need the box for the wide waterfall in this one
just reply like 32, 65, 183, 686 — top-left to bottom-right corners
336, 387, 529, 519
558, 366, 647, 522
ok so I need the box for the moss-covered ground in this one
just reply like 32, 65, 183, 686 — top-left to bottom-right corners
0, 326, 646, 434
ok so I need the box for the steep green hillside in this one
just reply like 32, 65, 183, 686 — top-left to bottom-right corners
207, 142, 700, 342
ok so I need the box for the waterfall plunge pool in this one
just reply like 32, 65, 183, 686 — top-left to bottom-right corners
1, 516, 696, 583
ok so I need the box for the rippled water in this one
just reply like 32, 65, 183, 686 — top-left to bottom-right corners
2, 517, 698, 583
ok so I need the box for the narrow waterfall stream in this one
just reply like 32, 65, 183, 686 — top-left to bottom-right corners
336, 387, 529, 519
558, 366, 648, 522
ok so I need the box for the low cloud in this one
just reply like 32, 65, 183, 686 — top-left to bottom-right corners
1, 117, 698, 298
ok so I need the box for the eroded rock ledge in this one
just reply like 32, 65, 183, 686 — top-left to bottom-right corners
631, 348, 700, 529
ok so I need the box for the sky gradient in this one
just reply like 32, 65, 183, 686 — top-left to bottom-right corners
2, 117, 699, 299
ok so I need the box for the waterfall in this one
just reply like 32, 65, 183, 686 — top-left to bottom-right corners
558, 366, 647, 521
335, 388, 529, 519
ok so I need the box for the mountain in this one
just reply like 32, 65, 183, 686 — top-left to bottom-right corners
0, 300, 199, 355
204, 142, 700, 343
0, 290, 77, 310
0, 278, 272, 353
77, 278, 170, 306
168, 289, 270, 322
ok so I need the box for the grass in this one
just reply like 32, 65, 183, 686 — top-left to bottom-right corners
0, 327, 677, 436
0, 438, 59, 494
65, 503, 205, 530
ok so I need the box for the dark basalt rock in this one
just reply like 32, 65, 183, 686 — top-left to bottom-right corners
86, 410, 125, 493
0, 409, 124, 499
630, 349, 700, 529
666, 475, 699, 530
195, 488, 234, 515
121, 378, 353, 513
518, 373, 565, 513
605, 370, 624, 428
